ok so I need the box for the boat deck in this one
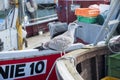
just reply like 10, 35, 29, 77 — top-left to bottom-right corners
24, 32, 50, 49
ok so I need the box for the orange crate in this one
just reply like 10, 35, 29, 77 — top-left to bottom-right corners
75, 8, 100, 17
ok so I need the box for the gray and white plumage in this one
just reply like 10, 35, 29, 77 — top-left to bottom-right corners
43, 22, 78, 52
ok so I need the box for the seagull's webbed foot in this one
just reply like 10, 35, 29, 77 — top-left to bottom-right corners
34, 46, 46, 51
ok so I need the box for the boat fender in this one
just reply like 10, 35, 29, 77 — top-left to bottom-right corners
26, 0, 37, 13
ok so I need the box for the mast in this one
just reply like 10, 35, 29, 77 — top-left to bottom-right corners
14, 0, 23, 50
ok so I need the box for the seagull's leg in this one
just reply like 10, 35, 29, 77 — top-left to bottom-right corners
63, 50, 66, 55
60, 51, 66, 57
60, 51, 63, 57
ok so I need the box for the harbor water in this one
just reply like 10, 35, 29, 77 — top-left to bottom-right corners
37, 8, 56, 18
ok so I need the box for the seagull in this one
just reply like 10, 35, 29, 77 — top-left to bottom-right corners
42, 22, 79, 56
44, 22, 79, 80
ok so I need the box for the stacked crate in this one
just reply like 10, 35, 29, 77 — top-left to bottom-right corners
75, 8, 100, 23
108, 53, 120, 79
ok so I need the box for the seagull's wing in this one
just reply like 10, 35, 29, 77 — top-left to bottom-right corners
47, 35, 73, 51
43, 22, 78, 51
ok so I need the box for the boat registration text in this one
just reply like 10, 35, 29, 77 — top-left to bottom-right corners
0, 60, 47, 79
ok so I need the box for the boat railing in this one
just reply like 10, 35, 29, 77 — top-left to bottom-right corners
55, 46, 111, 80
23, 14, 58, 27
29, 14, 57, 22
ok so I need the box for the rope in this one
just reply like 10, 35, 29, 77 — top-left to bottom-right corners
46, 51, 63, 80
107, 36, 120, 54
46, 55, 76, 80
46, 59, 56, 80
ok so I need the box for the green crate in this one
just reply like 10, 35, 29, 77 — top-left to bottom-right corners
108, 68, 120, 79
108, 53, 120, 79
77, 16, 97, 23
108, 53, 120, 68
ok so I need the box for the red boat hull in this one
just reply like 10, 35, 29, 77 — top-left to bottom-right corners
0, 53, 60, 80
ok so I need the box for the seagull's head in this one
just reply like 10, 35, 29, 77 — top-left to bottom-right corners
68, 22, 79, 30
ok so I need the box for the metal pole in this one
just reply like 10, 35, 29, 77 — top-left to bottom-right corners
105, 12, 120, 44
22, 0, 26, 28
93, 0, 120, 45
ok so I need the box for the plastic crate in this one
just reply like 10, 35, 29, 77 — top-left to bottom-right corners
108, 68, 120, 79
108, 53, 120, 68
77, 16, 96, 23
75, 8, 100, 17
101, 76, 120, 80
108, 53, 120, 78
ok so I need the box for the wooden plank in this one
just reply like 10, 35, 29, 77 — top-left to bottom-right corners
57, 46, 111, 80
81, 59, 92, 80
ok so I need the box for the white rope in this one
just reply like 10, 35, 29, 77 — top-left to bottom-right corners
107, 36, 120, 54
46, 51, 63, 80
46, 55, 76, 80
46, 59, 57, 80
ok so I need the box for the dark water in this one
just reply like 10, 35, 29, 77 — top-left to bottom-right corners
37, 8, 56, 18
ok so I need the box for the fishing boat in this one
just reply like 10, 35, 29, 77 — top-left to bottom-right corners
0, 0, 120, 80
0, 0, 59, 80
0, 1, 82, 80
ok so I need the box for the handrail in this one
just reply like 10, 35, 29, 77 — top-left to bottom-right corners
28, 14, 57, 22
23, 14, 58, 26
